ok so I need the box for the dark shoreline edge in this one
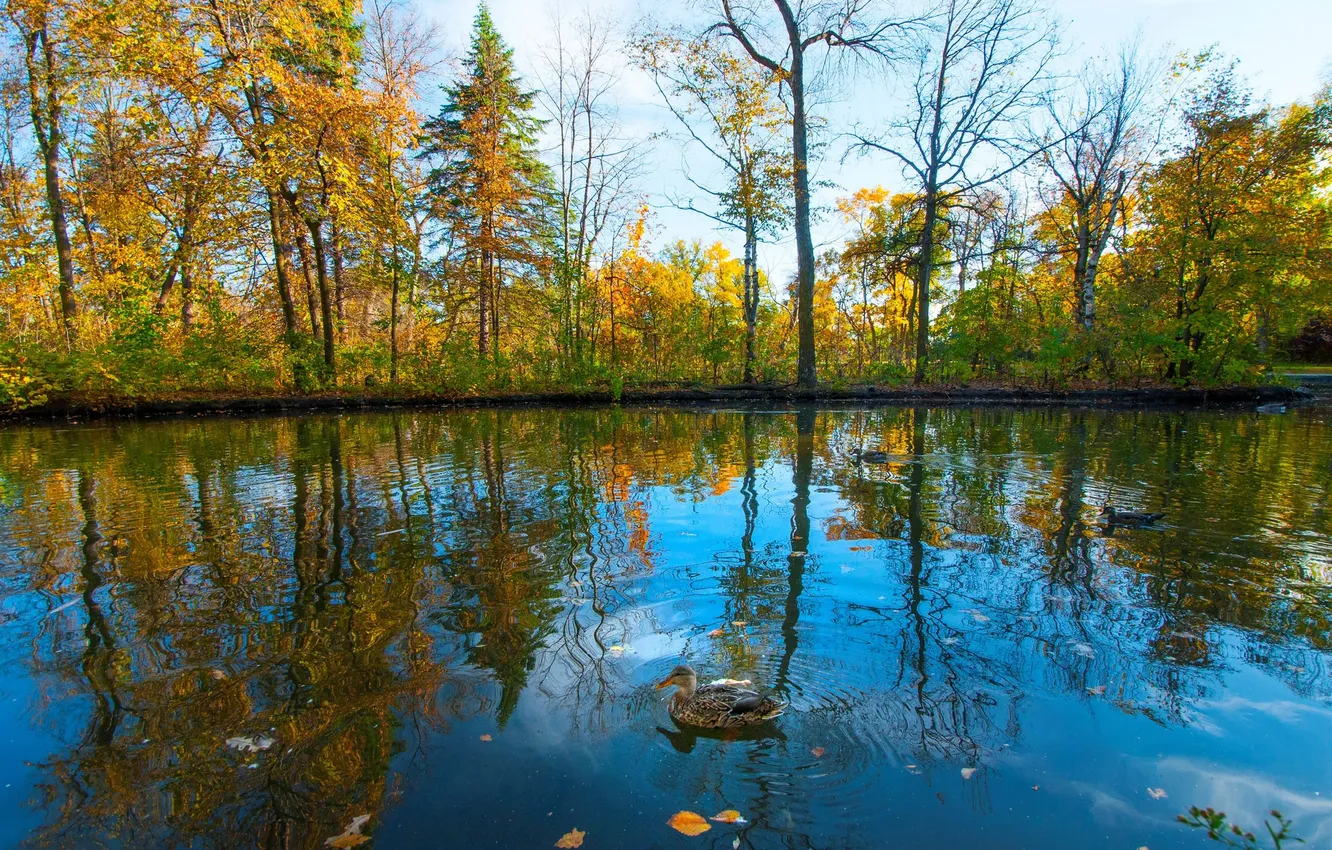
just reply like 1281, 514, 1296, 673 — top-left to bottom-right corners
2, 384, 1313, 423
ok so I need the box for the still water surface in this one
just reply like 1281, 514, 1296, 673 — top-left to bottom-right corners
0, 406, 1329, 849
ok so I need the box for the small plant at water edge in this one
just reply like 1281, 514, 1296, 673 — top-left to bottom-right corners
1178, 807, 1303, 849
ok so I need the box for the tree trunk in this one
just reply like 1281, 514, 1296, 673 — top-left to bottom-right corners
306, 219, 336, 373
265, 189, 299, 339
788, 52, 817, 389
180, 264, 195, 334
743, 212, 758, 384
390, 244, 400, 385
478, 249, 490, 358
914, 185, 939, 385
331, 219, 346, 328
294, 228, 321, 338
1082, 172, 1127, 334
22, 22, 78, 339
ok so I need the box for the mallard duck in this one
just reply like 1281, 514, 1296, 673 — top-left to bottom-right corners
1099, 505, 1165, 526
654, 665, 786, 729
853, 450, 890, 464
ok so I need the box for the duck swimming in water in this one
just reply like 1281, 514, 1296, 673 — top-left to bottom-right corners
853, 450, 890, 464
1099, 505, 1165, 526
655, 665, 786, 729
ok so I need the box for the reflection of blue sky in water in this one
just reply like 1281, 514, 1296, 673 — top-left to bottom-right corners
0, 407, 1328, 848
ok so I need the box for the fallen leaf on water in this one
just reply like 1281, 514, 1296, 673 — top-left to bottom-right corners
1087, 685, 1106, 695
667, 811, 711, 836
710, 810, 747, 824
905, 764, 917, 769
555, 828, 586, 848
608, 644, 632, 655
227, 736, 275, 753
730, 621, 747, 627
849, 545, 872, 552
961, 767, 977, 779
325, 814, 371, 848
810, 747, 826, 758
708, 628, 725, 638
480, 734, 493, 742
1147, 787, 1168, 800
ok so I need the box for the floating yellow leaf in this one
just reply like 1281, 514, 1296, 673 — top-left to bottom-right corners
667, 811, 711, 836
555, 828, 586, 848
730, 621, 748, 627
708, 628, 725, 638
849, 545, 872, 552
810, 747, 826, 758
710, 810, 747, 824
480, 734, 493, 742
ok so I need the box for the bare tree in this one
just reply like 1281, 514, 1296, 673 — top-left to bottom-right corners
536, 5, 645, 369
856, 0, 1058, 384
710, 0, 913, 389
362, 0, 439, 383
1042, 41, 1159, 333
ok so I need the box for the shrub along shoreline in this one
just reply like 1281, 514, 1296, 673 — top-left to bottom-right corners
2, 383, 1312, 423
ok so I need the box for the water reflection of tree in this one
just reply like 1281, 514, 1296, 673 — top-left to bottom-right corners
0, 406, 1329, 846
10, 418, 478, 848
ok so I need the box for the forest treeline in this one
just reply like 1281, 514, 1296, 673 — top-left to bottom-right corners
1, 0, 1330, 408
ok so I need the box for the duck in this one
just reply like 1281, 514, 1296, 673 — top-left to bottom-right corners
1099, 505, 1165, 526
853, 450, 891, 464
654, 665, 786, 729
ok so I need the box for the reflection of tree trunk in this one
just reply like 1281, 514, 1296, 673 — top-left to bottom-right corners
329, 420, 346, 587
906, 409, 928, 735
77, 471, 120, 746
734, 412, 759, 622
777, 409, 814, 689
1051, 417, 1091, 590
292, 421, 313, 620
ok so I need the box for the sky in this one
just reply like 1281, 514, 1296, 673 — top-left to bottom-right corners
412, 0, 1332, 276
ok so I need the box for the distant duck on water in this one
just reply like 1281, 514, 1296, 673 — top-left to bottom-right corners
853, 450, 890, 464
1099, 505, 1165, 527
655, 665, 786, 729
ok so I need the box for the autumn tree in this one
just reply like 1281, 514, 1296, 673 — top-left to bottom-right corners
425, 5, 550, 361
1128, 59, 1332, 381
635, 30, 792, 383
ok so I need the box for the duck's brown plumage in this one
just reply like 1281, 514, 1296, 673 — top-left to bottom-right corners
656, 665, 786, 729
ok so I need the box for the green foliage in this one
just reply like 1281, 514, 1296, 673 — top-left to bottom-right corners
1178, 807, 1303, 850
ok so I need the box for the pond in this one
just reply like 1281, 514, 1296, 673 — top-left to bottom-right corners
0, 405, 1329, 849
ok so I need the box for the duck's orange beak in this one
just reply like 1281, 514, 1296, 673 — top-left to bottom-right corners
655, 677, 673, 690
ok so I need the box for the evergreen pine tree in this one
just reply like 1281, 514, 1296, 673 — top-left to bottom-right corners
425, 4, 550, 359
